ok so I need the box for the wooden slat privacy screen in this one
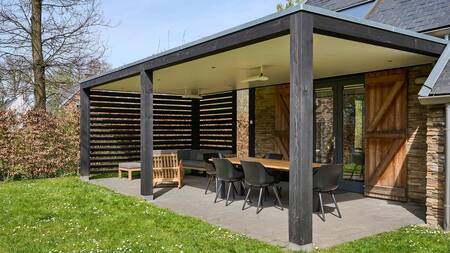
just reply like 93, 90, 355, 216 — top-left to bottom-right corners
199, 91, 237, 152
90, 91, 141, 171
89, 90, 236, 172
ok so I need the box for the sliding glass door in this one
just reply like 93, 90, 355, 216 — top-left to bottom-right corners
314, 76, 365, 193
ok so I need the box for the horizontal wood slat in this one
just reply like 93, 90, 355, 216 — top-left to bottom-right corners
199, 91, 236, 151
90, 91, 194, 171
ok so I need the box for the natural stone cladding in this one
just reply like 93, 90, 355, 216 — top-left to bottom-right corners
406, 65, 432, 203
425, 105, 445, 228
236, 90, 249, 158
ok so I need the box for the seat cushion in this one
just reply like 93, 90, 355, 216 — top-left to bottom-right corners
119, 162, 141, 169
189, 150, 205, 161
178, 150, 191, 160
181, 160, 208, 170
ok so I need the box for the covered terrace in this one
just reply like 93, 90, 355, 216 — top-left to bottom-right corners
80, 4, 447, 250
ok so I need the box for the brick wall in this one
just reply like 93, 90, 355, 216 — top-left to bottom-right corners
254, 86, 278, 156
425, 105, 446, 228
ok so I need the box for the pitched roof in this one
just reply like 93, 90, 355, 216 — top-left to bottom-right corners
431, 60, 450, 95
306, 0, 369, 11
366, 0, 450, 32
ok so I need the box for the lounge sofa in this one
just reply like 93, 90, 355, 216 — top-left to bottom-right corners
178, 149, 232, 173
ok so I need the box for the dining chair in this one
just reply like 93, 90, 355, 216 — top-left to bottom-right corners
212, 158, 245, 206
263, 153, 288, 185
313, 164, 343, 221
240, 161, 283, 214
203, 153, 221, 195
263, 153, 283, 160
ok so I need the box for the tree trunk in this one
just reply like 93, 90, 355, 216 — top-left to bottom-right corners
31, 0, 46, 109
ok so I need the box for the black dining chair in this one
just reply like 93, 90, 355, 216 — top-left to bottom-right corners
203, 153, 222, 195
212, 158, 245, 206
313, 164, 343, 221
240, 161, 283, 214
263, 153, 288, 186
263, 153, 283, 160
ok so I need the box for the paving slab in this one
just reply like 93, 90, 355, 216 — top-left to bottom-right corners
90, 175, 425, 249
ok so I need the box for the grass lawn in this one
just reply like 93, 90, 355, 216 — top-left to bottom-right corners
0, 177, 449, 253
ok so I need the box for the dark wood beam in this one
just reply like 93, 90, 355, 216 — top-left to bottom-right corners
140, 70, 154, 199
231, 91, 238, 154
289, 12, 314, 249
191, 99, 200, 150
80, 87, 91, 179
312, 14, 445, 57
248, 88, 256, 157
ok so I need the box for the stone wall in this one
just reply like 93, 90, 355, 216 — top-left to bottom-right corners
236, 90, 249, 157
406, 65, 432, 203
425, 105, 446, 228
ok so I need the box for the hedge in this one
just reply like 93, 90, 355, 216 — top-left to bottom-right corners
0, 109, 79, 180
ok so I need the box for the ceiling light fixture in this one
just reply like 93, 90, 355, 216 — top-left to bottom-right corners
240, 65, 269, 83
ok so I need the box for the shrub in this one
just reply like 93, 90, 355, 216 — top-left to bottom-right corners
0, 109, 79, 180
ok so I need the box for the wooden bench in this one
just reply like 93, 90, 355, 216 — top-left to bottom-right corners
118, 151, 183, 188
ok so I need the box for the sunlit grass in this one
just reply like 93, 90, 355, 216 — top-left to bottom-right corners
0, 177, 281, 252
1, 177, 449, 253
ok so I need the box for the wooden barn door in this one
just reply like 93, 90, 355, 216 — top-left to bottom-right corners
364, 69, 407, 201
274, 84, 290, 159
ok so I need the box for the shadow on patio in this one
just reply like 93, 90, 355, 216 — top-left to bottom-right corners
90, 175, 425, 248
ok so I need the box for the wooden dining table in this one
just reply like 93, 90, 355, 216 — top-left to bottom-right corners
223, 157, 322, 171
211, 156, 323, 211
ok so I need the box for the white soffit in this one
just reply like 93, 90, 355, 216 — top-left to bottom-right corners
95, 34, 436, 94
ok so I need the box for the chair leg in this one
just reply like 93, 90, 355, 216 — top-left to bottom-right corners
318, 192, 325, 221
264, 186, 270, 201
205, 175, 213, 195
257, 187, 264, 214
240, 181, 246, 195
331, 192, 342, 218
242, 186, 252, 210
277, 186, 282, 198
215, 177, 218, 192
226, 182, 233, 206
231, 182, 237, 199
214, 180, 222, 203
272, 185, 283, 210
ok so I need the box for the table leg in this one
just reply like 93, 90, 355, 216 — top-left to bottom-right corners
118, 170, 122, 178
128, 171, 132, 180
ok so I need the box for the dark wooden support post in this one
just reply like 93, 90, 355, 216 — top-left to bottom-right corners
289, 12, 314, 250
191, 99, 200, 150
231, 91, 237, 154
248, 88, 256, 157
140, 70, 154, 200
80, 87, 90, 180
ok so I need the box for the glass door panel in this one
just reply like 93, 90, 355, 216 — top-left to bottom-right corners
314, 87, 334, 164
342, 84, 365, 183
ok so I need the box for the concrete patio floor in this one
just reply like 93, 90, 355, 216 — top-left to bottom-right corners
90, 175, 425, 249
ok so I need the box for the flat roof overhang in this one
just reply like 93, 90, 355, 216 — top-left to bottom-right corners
80, 4, 448, 92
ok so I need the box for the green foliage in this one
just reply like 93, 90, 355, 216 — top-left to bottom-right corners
276, 0, 303, 11
0, 177, 282, 252
0, 109, 79, 180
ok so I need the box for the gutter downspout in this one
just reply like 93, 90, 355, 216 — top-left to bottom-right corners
445, 104, 450, 231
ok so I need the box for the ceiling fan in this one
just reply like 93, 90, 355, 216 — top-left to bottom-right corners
181, 88, 203, 99
240, 65, 269, 83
